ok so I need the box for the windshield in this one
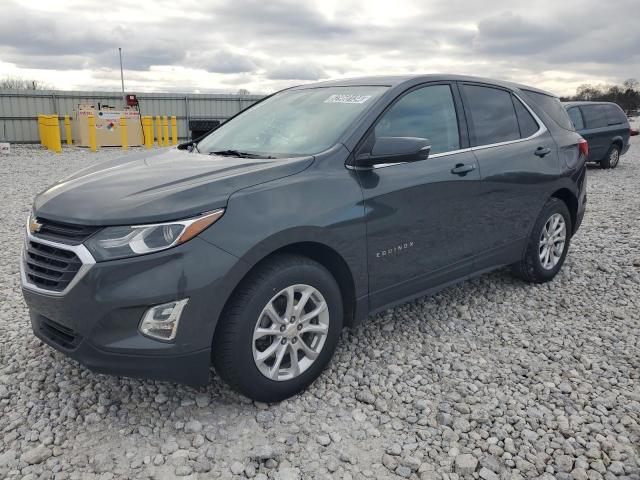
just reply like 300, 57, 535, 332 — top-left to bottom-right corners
197, 86, 388, 157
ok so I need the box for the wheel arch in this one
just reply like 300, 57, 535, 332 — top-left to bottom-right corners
611, 136, 624, 150
214, 239, 359, 346
551, 188, 578, 235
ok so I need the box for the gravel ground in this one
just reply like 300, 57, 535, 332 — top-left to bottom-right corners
1, 136, 639, 480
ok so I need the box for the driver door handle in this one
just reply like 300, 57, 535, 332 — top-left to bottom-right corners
451, 163, 476, 175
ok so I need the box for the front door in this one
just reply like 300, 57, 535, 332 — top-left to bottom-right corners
355, 83, 483, 310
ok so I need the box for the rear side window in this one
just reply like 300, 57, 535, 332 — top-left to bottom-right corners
603, 104, 627, 125
374, 84, 460, 154
522, 90, 575, 130
512, 96, 539, 138
567, 107, 585, 130
462, 84, 520, 146
581, 105, 608, 128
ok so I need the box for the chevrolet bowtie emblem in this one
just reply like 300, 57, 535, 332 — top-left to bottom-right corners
29, 216, 42, 234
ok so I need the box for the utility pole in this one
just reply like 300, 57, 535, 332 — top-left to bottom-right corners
119, 47, 125, 108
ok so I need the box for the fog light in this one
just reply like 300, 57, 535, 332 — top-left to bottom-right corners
139, 299, 189, 341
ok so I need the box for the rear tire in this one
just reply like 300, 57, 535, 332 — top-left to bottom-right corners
600, 144, 620, 169
213, 254, 343, 402
512, 197, 572, 283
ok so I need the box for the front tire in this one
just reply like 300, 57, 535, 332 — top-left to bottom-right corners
600, 144, 620, 169
213, 254, 343, 402
512, 197, 572, 283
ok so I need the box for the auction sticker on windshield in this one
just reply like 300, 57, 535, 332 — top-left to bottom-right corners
324, 94, 372, 104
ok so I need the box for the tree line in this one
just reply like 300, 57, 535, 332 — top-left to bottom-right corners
561, 79, 639, 114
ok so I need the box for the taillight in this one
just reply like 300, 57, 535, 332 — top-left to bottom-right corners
630, 128, 639, 137
578, 138, 589, 158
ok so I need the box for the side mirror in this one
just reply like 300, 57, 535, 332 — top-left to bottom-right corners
354, 136, 431, 169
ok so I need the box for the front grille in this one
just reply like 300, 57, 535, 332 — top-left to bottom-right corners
39, 316, 81, 349
24, 241, 82, 292
33, 217, 100, 245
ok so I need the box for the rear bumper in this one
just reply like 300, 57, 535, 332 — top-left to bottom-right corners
621, 143, 630, 156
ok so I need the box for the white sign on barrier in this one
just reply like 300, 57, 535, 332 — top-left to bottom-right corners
0, 143, 9, 155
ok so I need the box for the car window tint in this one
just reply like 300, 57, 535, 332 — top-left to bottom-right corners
522, 90, 575, 130
374, 84, 460, 155
512, 96, 539, 138
581, 105, 608, 128
567, 107, 585, 130
462, 85, 519, 146
603, 104, 626, 125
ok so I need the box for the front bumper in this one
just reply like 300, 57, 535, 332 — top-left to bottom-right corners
21, 235, 240, 387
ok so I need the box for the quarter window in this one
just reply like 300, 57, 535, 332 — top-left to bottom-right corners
512, 96, 539, 138
374, 85, 460, 155
462, 85, 520, 146
567, 107, 585, 130
581, 105, 608, 129
603, 104, 626, 125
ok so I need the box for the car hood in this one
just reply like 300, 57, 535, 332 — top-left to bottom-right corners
34, 148, 314, 226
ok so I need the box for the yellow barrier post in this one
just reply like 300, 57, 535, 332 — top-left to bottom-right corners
143, 116, 153, 149
155, 116, 162, 146
120, 116, 128, 150
64, 115, 72, 145
46, 115, 55, 151
43, 115, 50, 150
147, 117, 154, 149
51, 115, 62, 153
162, 116, 169, 147
170, 116, 178, 145
88, 115, 97, 152
38, 115, 45, 147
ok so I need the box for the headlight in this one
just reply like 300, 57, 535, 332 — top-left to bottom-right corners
85, 209, 224, 261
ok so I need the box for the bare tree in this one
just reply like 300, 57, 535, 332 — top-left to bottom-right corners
0, 76, 51, 90
236, 88, 250, 95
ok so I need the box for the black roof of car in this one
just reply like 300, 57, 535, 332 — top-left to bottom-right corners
290, 74, 557, 98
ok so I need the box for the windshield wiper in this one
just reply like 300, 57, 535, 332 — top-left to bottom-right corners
209, 149, 275, 159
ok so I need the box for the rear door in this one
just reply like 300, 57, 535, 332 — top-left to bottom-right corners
356, 82, 483, 310
579, 104, 610, 161
459, 83, 560, 262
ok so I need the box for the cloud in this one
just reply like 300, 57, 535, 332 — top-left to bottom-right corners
199, 50, 257, 74
0, 0, 638, 96
266, 62, 328, 81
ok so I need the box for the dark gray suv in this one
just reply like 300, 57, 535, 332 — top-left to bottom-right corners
564, 101, 631, 168
22, 75, 587, 402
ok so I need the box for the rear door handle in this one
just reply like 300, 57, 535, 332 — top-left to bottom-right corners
451, 163, 476, 175
534, 147, 552, 157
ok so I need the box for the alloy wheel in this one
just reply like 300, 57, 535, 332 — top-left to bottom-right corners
539, 213, 566, 270
609, 148, 620, 168
252, 284, 329, 381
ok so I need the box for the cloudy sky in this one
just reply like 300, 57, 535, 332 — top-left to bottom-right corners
1, 0, 638, 96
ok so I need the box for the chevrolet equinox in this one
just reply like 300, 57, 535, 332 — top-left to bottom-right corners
21, 75, 587, 402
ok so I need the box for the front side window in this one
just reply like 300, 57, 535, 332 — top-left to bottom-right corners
374, 84, 460, 155
197, 86, 388, 157
567, 107, 585, 130
581, 105, 608, 129
462, 84, 520, 146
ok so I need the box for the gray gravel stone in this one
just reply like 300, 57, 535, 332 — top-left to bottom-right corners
20, 446, 51, 465
1, 138, 640, 479
455, 454, 478, 475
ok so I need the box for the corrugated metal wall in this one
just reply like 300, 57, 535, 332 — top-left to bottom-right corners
0, 89, 265, 143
